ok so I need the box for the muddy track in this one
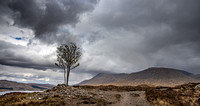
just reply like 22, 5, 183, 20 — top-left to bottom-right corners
91, 90, 150, 106
112, 91, 150, 106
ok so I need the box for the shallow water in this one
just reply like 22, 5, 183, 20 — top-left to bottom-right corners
0, 91, 42, 96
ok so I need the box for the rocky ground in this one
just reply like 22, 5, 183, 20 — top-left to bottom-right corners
146, 83, 200, 105
0, 83, 200, 106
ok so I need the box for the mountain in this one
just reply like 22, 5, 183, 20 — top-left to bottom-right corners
79, 67, 200, 87
0, 80, 54, 92
114, 67, 199, 86
79, 73, 128, 85
28, 83, 55, 90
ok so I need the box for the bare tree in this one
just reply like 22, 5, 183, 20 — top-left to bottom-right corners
55, 42, 81, 86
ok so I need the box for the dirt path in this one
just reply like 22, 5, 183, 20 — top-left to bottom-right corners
112, 91, 150, 106
93, 90, 150, 106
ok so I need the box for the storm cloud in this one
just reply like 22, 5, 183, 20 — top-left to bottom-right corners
0, 0, 200, 85
0, 0, 99, 43
0, 40, 56, 70
75, 0, 200, 74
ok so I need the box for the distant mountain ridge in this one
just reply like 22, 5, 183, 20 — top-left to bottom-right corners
0, 80, 54, 92
79, 67, 200, 87
79, 73, 128, 85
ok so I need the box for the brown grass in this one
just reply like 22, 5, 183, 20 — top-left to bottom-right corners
0, 92, 39, 106
1, 83, 199, 106
74, 84, 154, 91
145, 83, 200, 106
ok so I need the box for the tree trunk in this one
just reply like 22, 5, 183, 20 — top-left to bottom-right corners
66, 67, 70, 86
64, 68, 66, 84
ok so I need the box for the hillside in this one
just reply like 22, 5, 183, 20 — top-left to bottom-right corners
0, 80, 54, 92
1, 83, 200, 106
114, 67, 199, 86
80, 67, 200, 87
79, 73, 128, 85
195, 74, 200, 80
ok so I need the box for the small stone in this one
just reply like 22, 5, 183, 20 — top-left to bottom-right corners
195, 84, 200, 88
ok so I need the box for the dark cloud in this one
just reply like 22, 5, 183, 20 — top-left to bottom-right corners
0, 0, 99, 43
0, 40, 56, 70
99, 0, 200, 47
0, 64, 64, 84
93, 0, 200, 49
7, 0, 43, 27
1, 0, 200, 85
82, 0, 200, 74
94, 0, 200, 29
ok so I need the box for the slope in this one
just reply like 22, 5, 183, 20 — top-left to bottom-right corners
114, 67, 199, 86
79, 73, 128, 85
0, 80, 54, 92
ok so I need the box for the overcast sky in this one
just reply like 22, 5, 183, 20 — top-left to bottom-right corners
0, 0, 200, 85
